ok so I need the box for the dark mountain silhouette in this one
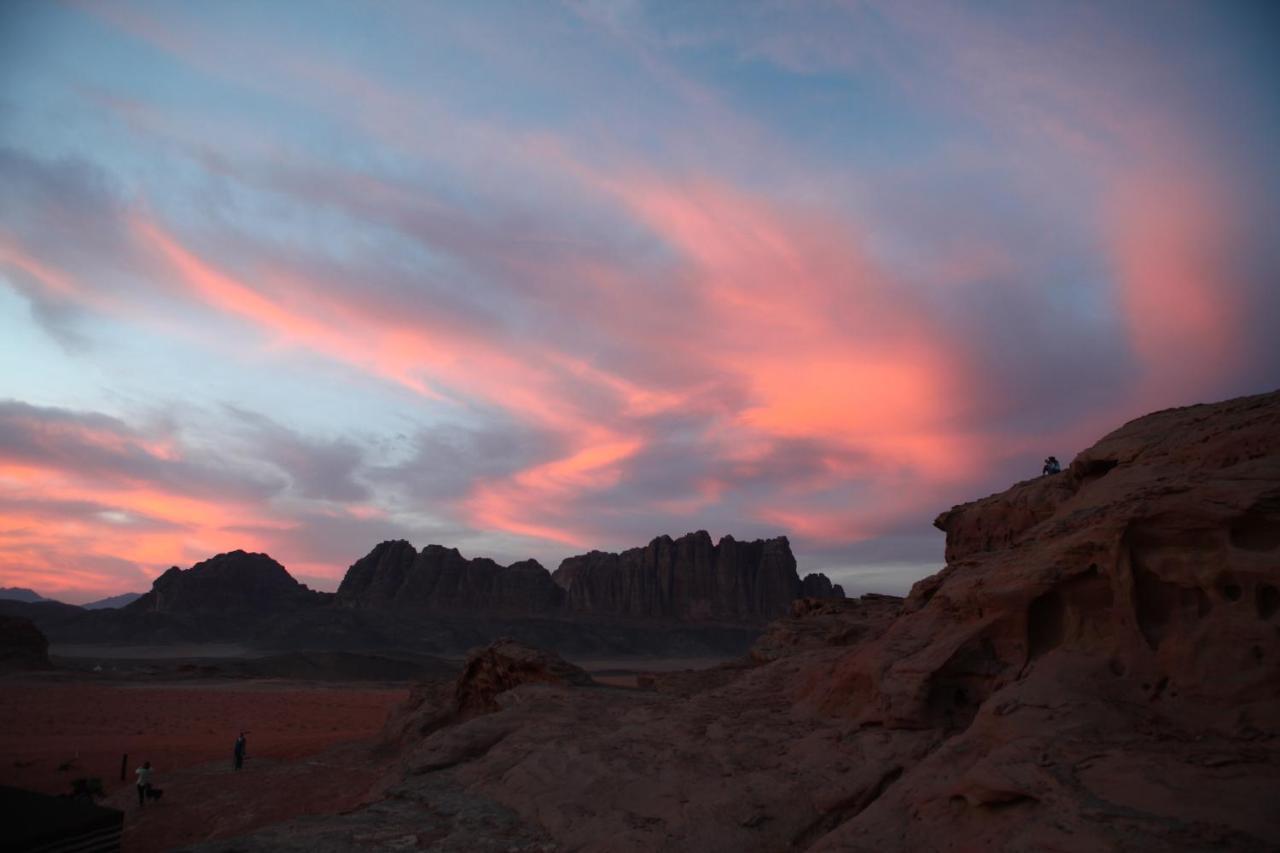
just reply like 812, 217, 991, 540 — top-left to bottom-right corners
337, 541, 564, 615
9, 534, 844, 656
82, 592, 143, 610
128, 550, 325, 615
0, 587, 52, 604
553, 531, 843, 621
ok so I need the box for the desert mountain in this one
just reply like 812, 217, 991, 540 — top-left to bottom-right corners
337, 540, 564, 615
0, 587, 52, 604
127, 550, 325, 615
553, 530, 843, 621
338, 531, 843, 623
82, 592, 143, 610
12, 533, 838, 655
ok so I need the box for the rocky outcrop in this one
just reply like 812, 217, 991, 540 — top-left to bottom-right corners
390, 639, 594, 744
751, 593, 901, 662
0, 613, 51, 669
336, 541, 565, 615
552, 531, 841, 622
358, 389, 1280, 853
128, 550, 323, 615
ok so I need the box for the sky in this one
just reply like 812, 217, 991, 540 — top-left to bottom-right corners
1, 1, 1277, 603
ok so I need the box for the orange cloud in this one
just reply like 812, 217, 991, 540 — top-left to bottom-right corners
1108, 166, 1244, 404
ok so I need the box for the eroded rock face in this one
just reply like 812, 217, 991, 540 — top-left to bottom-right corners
0, 613, 51, 669
379, 390, 1280, 852
337, 541, 566, 615
552, 531, 842, 622
128, 550, 323, 614
341, 532, 843, 623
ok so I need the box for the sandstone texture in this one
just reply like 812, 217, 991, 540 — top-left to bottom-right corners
333, 390, 1280, 852
0, 613, 51, 669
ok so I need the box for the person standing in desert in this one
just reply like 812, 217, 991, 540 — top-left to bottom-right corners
135, 761, 153, 807
233, 732, 246, 770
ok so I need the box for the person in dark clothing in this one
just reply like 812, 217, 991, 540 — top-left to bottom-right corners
234, 732, 246, 770
1042, 455, 1061, 476
135, 761, 153, 807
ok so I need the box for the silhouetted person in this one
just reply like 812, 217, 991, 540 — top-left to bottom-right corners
1042, 455, 1061, 476
135, 761, 153, 807
234, 732, 246, 770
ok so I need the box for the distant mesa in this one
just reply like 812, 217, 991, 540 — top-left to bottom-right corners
127, 550, 325, 615
0, 587, 53, 604
82, 592, 143, 610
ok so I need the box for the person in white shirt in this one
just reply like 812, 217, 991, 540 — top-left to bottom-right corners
135, 761, 153, 807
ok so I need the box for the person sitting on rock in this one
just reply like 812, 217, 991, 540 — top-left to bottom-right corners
1042, 456, 1061, 476
135, 761, 153, 807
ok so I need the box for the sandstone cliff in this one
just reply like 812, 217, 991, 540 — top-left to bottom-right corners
339, 531, 843, 623
336, 540, 565, 615
552, 530, 843, 622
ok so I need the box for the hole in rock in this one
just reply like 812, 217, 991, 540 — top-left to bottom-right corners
1076, 458, 1119, 484
1251, 645, 1264, 664
926, 636, 1006, 733
1217, 578, 1243, 602
1132, 561, 1210, 650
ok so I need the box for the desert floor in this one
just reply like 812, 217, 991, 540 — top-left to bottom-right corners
0, 673, 409, 851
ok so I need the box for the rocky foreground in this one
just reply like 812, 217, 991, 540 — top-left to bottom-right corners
190, 390, 1280, 851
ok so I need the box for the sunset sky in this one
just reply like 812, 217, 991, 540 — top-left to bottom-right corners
2, 1, 1277, 603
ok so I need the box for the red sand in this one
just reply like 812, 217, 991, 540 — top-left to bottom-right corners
0, 678, 408, 851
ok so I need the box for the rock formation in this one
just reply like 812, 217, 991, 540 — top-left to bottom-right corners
336, 540, 565, 615
339, 532, 843, 624
389, 639, 594, 744
552, 530, 843, 622
751, 593, 902, 662
128, 550, 323, 615
347, 389, 1280, 852
0, 613, 51, 669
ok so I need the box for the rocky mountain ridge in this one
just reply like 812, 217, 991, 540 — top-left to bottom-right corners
8, 533, 844, 655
